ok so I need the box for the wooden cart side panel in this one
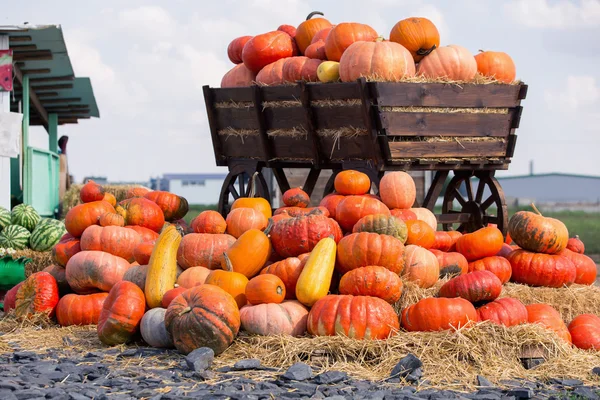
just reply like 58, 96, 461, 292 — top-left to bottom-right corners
389, 140, 507, 158
264, 106, 366, 130
212, 87, 254, 102
215, 107, 258, 130
381, 111, 514, 137
372, 82, 524, 107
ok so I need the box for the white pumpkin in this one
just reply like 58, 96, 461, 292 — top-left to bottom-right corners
140, 308, 174, 348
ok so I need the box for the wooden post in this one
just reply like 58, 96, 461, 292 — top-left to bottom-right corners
48, 113, 58, 153
22, 75, 32, 205
0, 34, 10, 209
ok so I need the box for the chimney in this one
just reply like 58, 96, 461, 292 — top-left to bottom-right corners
529, 160, 534, 176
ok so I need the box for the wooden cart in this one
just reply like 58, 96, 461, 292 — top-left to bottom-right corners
202, 78, 527, 235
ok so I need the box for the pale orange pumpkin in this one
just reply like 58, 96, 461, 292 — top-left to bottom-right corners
256, 58, 290, 85
402, 245, 439, 288
417, 45, 477, 81
379, 172, 417, 210
282, 56, 322, 82
339, 39, 415, 82
221, 63, 257, 88
226, 207, 268, 239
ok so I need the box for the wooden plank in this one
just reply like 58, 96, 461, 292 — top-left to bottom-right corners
41, 97, 82, 104
271, 135, 314, 160
211, 87, 254, 103
264, 107, 305, 130
9, 36, 32, 42
321, 135, 373, 161
220, 135, 263, 159
358, 77, 382, 166
300, 81, 321, 165
308, 82, 361, 100
10, 44, 37, 51
313, 106, 365, 129
261, 85, 301, 101
35, 92, 59, 98
506, 134, 518, 158
214, 107, 258, 130
13, 50, 53, 61
437, 213, 471, 224
203, 85, 227, 166
373, 82, 524, 107
252, 85, 273, 162
381, 111, 513, 137
389, 140, 507, 158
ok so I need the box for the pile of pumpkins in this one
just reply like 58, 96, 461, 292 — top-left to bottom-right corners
221, 12, 517, 87
2, 171, 599, 358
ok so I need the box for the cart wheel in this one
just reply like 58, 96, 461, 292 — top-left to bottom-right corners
441, 171, 508, 235
218, 168, 270, 217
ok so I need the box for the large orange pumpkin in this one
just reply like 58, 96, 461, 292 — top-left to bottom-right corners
177, 233, 236, 269
389, 17, 440, 62
80, 225, 142, 262
319, 193, 345, 220
431, 231, 461, 252
526, 303, 571, 343
404, 220, 435, 248
295, 12, 332, 54
338, 266, 403, 304
401, 297, 478, 332
508, 207, 568, 254
334, 170, 370, 195
227, 35, 252, 64
325, 23, 378, 62
221, 63, 256, 88
507, 250, 576, 288
439, 270, 502, 304
282, 188, 311, 208
80, 180, 105, 203
339, 39, 415, 82
52, 233, 81, 267
282, 56, 322, 82
558, 248, 597, 285
97, 281, 146, 345
65, 201, 116, 238
430, 249, 468, 277
468, 256, 512, 284
242, 31, 295, 74
190, 210, 227, 234
336, 232, 405, 275
568, 314, 600, 350
14, 272, 60, 319
456, 226, 504, 262
476, 297, 528, 327
116, 197, 165, 233
144, 191, 189, 221
402, 245, 439, 288
177, 266, 212, 288
379, 172, 416, 210
416, 45, 477, 81
474, 51, 516, 83
307, 294, 399, 339
65, 251, 132, 294
336, 196, 390, 232
164, 284, 240, 355
255, 57, 289, 85
56, 293, 108, 326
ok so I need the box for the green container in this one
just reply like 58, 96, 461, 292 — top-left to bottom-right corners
0, 256, 29, 309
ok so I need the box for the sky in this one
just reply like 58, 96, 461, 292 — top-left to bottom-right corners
3, 0, 600, 182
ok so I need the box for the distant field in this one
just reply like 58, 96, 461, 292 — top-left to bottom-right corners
185, 204, 600, 254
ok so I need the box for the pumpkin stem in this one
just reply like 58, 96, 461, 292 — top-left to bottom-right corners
177, 306, 191, 317
416, 44, 436, 57
264, 218, 274, 236
530, 203, 543, 216
478, 49, 485, 53
375, 36, 385, 42
306, 11, 324, 20
247, 172, 259, 198
222, 253, 234, 272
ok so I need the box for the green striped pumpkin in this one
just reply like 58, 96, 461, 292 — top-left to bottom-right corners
0, 225, 31, 250
30, 219, 67, 252
0, 206, 10, 233
11, 204, 41, 232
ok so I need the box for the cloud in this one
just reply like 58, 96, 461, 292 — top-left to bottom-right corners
545, 75, 600, 111
118, 6, 177, 39
505, 0, 600, 29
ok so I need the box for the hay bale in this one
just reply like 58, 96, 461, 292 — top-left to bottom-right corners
61, 184, 147, 217
11, 249, 53, 277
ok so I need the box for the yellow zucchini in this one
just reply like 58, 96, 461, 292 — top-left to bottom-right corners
295, 237, 337, 307
145, 224, 182, 308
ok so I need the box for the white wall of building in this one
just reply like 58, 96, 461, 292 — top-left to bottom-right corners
0, 34, 11, 210
169, 178, 223, 205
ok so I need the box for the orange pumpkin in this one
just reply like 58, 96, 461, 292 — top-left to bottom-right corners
401, 297, 477, 332
557, 248, 597, 285
389, 17, 440, 62
65, 201, 117, 238
282, 187, 311, 208
417, 45, 477, 81
338, 266, 403, 304
402, 245, 439, 288
336, 232, 405, 275
227, 35, 252, 64
476, 297, 528, 327
474, 51, 516, 83
103, 193, 117, 207
431, 231, 461, 252
507, 250, 576, 288
339, 39, 415, 82
190, 210, 227, 234
80, 225, 143, 262
569, 314, 600, 350
205, 259, 249, 309
526, 303, 571, 343
404, 220, 435, 248
144, 191, 189, 221
242, 31, 294, 74
225, 207, 268, 239
379, 172, 416, 210
319, 193, 345, 219
221, 63, 256, 88
295, 11, 332, 54
260, 256, 307, 300
325, 22, 378, 62
508, 207, 569, 255
566, 235, 585, 254
161, 287, 187, 308
97, 281, 146, 345
336, 196, 390, 232
99, 212, 125, 227
438, 270, 502, 304
116, 197, 165, 233
334, 170, 371, 195
222, 223, 272, 278
282, 56, 322, 82
80, 180, 105, 203
133, 240, 156, 265
126, 187, 151, 198
456, 226, 504, 262
177, 266, 212, 288
430, 249, 468, 277
230, 175, 272, 220
56, 293, 108, 326
255, 57, 289, 85
246, 274, 286, 305
305, 40, 327, 60
468, 256, 512, 284
177, 233, 236, 269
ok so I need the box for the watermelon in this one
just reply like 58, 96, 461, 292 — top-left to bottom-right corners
0, 225, 31, 250
11, 204, 41, 232
30, 219, 67, 252
0, 206, 10, 233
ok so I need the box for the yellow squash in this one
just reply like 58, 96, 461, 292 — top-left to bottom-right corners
295, 236, 337, 307
145, 224, 182, 308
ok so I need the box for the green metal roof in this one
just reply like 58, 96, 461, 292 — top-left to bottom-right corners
0, 24, 100, 126
497, 172, 600, 180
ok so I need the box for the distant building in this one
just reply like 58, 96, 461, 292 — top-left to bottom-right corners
497, 173, 600, 205
153, 173, 228, 205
